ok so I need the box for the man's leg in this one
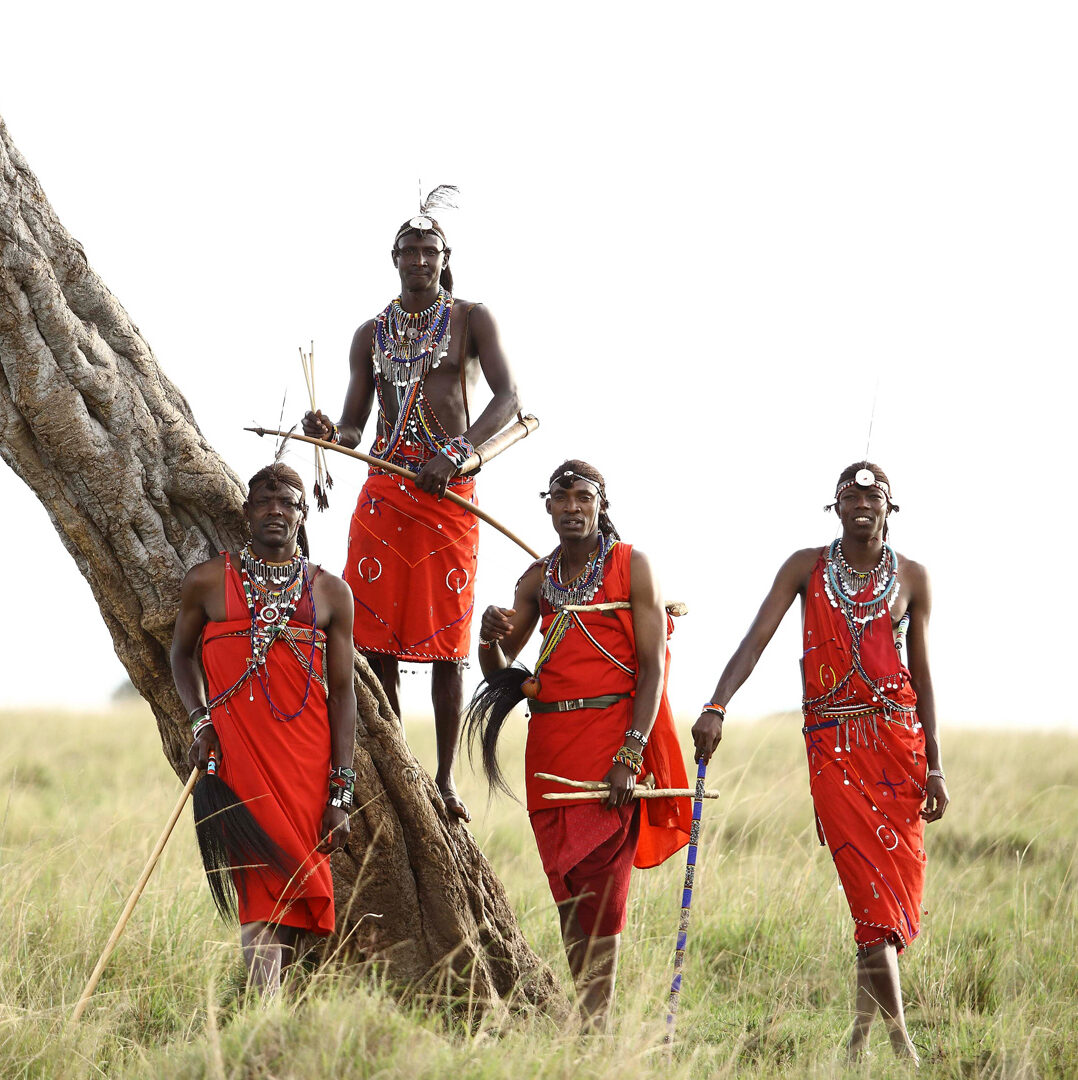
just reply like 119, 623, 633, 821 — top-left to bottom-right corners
240, 922, 297, 997
847, 941, 919, 1062
558, 904, 620, 1031
365, 652, 402, 721
432, 659, 469, 822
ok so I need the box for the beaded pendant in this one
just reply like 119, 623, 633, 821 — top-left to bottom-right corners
373, 290, 453, 389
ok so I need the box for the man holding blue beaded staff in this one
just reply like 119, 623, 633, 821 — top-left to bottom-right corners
467, 461, 690, 1030
303, 187, 520, 825
692, 461, 949, 1063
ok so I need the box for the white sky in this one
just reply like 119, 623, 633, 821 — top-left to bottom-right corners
1, 2, 1075, 733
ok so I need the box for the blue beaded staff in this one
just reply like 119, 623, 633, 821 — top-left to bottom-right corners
664, 758, 708, 1048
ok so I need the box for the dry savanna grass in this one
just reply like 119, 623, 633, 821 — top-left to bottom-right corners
0, 702, 1074, 1079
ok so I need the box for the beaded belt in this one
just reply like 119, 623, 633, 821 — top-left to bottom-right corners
529, 692, 631, 714
802, 704, 883, 735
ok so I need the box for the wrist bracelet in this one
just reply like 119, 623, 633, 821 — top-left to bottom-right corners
927, 768, 946, 781
192, 719, 214, 740
624, 728, 649, 747
613, 745, 644, 775
702, 702, 726, 717
439, 435, 475, 470
329, 424, 342, 445
478, 636, 494, 650
188, 707, 210, 729
328, 766, 356, 810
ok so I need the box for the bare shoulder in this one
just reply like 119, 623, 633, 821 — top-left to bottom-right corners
181, 555, 225, 594
897, 552, 931, 590
311, 566, 353, 605
515, 558, 546, 596
785, 545, 826, 578
629, 546, 654, 573
351, 318, 376, 347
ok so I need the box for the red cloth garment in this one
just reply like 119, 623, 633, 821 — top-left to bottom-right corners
343, 465, 478, 662
201, 556, 334, 933
802, 553, 927, 952
531, 803, 640, 937
524, 542, 691, 937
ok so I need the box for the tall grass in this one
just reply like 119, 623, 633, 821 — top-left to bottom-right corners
0, 704, 1073, 1078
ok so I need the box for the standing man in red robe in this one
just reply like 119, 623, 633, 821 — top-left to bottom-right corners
304, 190, 519, 824
171, 463, 357, 995
468, 460, 690, 1030
692, 462, 950, 1062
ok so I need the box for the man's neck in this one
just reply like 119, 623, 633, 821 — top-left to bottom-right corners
399, 284, 441, 313
248, 540, 299, 564
559, 531, 601, 577
840, 531, 885, 570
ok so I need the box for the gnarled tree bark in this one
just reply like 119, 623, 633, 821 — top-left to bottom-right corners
0, 113, 565, 1016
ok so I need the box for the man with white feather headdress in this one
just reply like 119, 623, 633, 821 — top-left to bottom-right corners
304, 186, 520, 823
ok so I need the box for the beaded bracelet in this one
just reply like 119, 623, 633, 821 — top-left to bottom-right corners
624, 728, 649, 747
478, 637, 494, 650
613, 746, 644, 775
329, 423, 342, 445
188, 706, 210, 730
328, 766, 356, 810
439, 435, 475, 470
927, 769, 946, 781
191, 719, 214, 741
701, 702, 726, 717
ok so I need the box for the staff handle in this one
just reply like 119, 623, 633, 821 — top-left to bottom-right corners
71, 767, 200, 1022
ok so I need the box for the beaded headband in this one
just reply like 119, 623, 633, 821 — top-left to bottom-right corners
825, 468, 899, 512
540, 470, 605, 499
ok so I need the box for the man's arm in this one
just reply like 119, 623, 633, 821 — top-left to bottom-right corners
170, 561, 220, 771
414, 305, 521, 497
903, 559, 950, 823
318, 573, 359, 853
476, 562, 543, 678
303, 321, 377, 449
691, 547, 819, 763
603, 549, 665, 808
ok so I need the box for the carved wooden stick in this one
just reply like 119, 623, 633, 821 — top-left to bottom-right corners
541, 788, 719, 801
561, 601, 689, 615
246, 428, 540, 559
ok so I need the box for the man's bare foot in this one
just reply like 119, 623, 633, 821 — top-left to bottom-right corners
438, 784, 471, 823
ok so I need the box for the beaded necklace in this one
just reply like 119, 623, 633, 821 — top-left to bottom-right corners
822, 539, 898, 626
539, 534, 613, 611
238, 545, 319, 721
373, 289, 453, 389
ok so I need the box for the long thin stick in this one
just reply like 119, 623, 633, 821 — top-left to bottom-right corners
664, 759, 709, 1047
71, 767, 199, 1022
561, 601, 688, 615
542, 788, 717, 801
246, 427, 541, 559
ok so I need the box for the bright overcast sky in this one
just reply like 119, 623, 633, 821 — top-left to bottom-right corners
1, 2, 1075, 733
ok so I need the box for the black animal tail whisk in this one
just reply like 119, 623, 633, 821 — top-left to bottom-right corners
192, 752, 299, 922
464, 665, 533, 799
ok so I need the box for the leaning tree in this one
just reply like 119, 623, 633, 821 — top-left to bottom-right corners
0, 113, 564, 1015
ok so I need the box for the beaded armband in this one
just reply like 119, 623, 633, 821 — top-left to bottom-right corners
328, 766, 356, 810
701, 702, 726, 718
439, 435, 474, 470
624, 728, 649, 747
613, 745, 644, 775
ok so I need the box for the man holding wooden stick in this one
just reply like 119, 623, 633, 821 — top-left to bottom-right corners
303, 187, 519, 824
691, 462, 949, 1063
171, 463, 357, 995
465, 460, 690, 1029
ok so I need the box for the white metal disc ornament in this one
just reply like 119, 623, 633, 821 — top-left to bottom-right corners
408, 215, 434, 231
855, 468, 876, 487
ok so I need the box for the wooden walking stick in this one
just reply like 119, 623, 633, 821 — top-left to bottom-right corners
664, 758, 710, 1048
71, 767, 200, 1022
246, 427, 541, 559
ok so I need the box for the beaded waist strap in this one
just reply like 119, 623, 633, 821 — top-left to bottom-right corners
802, 703, 910, 735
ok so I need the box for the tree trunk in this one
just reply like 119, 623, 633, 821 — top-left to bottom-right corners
0, 114, 565, 1016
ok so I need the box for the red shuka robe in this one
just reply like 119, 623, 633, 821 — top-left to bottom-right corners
201, 556, 335, 933
526, 543, 691, 936
343, 440, 478, 663
802, 553, 926, 951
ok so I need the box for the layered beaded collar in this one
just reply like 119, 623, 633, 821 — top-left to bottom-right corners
540, 534, 615, 610
822, 539, 898, 626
